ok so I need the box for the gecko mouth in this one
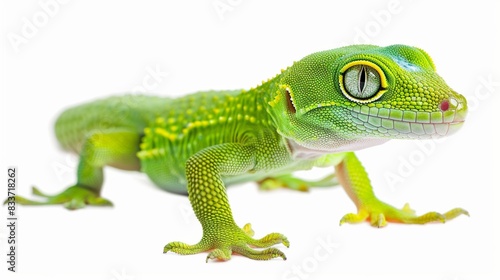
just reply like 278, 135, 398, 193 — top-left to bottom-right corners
347, 97, 467, 139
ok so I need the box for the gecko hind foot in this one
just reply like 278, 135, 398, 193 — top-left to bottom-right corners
258, 173, 338, 192
4, 185, 112, 210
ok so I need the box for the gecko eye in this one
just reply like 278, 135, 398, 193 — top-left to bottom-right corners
339, 61, 387, 103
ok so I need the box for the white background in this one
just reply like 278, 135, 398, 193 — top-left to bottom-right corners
1, 0, 499, 279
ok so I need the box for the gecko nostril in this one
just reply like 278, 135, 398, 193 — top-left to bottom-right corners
439, 99, 450, 111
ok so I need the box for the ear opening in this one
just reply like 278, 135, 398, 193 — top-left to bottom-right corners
285, 88, 296, 114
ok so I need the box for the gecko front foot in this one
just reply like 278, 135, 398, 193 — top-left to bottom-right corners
164, 223, 289, 262
5, 185, 112, 210
339, 199, 469, 227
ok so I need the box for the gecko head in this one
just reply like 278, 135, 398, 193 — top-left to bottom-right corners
267, 45, 467, 155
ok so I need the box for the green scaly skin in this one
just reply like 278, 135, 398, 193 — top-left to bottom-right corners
11, 45, 469, 261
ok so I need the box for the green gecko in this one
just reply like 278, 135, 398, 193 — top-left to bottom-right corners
12, 45, 469, 262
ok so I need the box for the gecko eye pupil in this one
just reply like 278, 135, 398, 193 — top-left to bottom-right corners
342, 64, 381, 101
359, 66, 366, 93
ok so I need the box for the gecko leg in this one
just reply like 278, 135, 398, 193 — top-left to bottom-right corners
336, 152, 469, 227
7, 130, 140, 210
164, 143, 289, 261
